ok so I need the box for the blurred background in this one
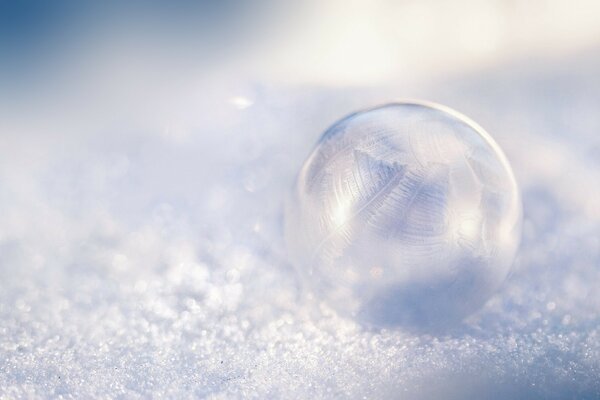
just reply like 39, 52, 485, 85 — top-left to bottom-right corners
1, 1, 599, 398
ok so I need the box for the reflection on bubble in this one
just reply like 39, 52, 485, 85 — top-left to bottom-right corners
286, 102, 522, 330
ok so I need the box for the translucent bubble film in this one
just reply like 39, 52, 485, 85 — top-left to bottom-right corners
286, 102, 522, 328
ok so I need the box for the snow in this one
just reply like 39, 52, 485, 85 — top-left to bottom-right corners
1, 50, 600, 399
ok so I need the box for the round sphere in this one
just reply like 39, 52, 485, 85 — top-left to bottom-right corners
285, 102, 522, 329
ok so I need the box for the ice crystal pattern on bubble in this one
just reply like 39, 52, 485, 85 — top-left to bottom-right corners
286, 102, 522, 329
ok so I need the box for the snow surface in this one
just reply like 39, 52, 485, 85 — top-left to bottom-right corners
1, 52, 600, 399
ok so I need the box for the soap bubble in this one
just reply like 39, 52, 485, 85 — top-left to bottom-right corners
285, 102, 522, 329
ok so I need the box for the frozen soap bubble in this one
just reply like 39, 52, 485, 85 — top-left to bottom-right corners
285, 102, 522, 330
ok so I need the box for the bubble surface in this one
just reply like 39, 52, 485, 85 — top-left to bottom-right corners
286, 102, 522, 329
